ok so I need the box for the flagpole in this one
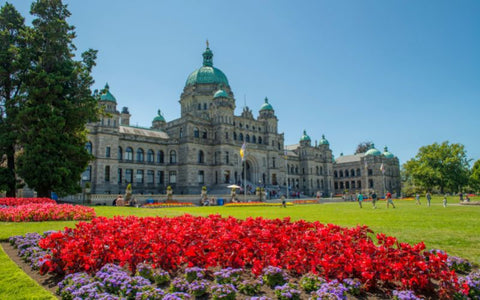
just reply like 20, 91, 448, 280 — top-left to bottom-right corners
284, 149, 288, 200
244, 158, 246, 202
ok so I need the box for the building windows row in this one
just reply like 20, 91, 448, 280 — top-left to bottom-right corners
193, 127, 208, 139
233, 132, 263, 144
118, 147, 176, 164
334, 180, 362, 190
334, 168, 362, 178
117, 168, 166, 185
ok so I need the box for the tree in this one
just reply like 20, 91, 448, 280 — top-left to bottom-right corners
470, 159, 480, 192
403, 141, 470, 193
0, 3, 31, 196
16, 0, 98, 197
355, 141, 373, 154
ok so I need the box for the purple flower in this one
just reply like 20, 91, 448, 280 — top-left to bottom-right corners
184, 266, 206, 282
274, 283, 302, 300
163, 292, 191, 300
210, 283, 237, 300
262, 266, 289, 288
392, 289, 421, 300
188, 279, 210, 296
214, 267, 243, 284
310, 280, 348, 300
170, 277, 190, 293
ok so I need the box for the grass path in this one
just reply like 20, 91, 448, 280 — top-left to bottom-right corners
0, 195, 478, 298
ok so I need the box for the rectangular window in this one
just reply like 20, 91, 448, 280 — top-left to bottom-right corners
158, 171, 164, 185
136, 170, 144, 184
106, 146, 111, 158
118, 168, 122, 184
105, 166, 110, 182
169, 171, 177, 184
225, 152, 229, 164
82, 166, 91, 181
368, 169, 373, 176
147, 170, 154, 184
198, 170, 204, 184
125, 169, 133, 183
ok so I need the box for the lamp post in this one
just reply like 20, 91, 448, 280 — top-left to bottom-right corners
81, 175, 88, 205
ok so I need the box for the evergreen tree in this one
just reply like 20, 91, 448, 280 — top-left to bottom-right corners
0, 3, 30, 196
403, 141, 470, 193
16, 0, 98, 197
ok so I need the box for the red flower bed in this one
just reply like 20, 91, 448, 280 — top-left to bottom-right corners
38, 215, 459, 296
0, 203, 96, 222
0, 197, 55, 206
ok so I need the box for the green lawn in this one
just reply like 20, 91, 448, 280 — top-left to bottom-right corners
0, 196, 479, 299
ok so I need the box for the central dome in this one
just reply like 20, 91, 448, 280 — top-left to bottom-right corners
185, 45, 229, 87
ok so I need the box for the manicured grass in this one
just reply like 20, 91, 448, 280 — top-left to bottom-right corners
0, 246, 55, 300
0, 195, 479, 298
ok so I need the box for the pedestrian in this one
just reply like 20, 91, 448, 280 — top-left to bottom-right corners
415, 193, 421, 205
357, 192, 363, 208
281, 195, 286, 208
459, 192, 463, 202
116, 195, 125, 206
443, 194, 448, 208
426, 192, 432, 207
386, 191, 395, 208
371, 191, 377, 209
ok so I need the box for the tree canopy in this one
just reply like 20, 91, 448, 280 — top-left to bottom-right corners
355, 141, 373, 154
470, 159, 480, 192
403, 141, 470, 193
1, 0, 99, 197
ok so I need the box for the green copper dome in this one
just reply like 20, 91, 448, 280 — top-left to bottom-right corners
213, 89, 229, 98
260, 97, 274, 111
319, 134, 329, 145
300, 130, 311, 142
153, 109, 165, 122
383, 146, 394, 158
100, 83, 116, 103
185, 45, 229, 87
365, 143, 381, 156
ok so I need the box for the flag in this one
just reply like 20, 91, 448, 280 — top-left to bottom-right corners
240, 142, 246, 161
364, 158, 368, 169
284, 149, 288, 159
380, 163, 385, 174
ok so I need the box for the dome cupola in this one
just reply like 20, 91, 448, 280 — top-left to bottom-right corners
153, 109, 165, 122
383, 146, 394, 159
185, 41, 229, 87
260, 97, 274, 111
300, 130, 311, 142
213, 89, 229, 99
365, 143, 381, 156
100, 83, 116, 103
319, 134, 329, 145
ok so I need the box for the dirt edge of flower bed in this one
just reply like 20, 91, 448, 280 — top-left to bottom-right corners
1, 242, 61, 298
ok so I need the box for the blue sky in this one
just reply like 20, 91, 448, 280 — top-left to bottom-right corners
9, 0, 480, 165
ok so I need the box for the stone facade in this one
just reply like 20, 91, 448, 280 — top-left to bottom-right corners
84, 45, 400, 197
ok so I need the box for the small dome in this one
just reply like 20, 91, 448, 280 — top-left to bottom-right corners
260, 97, 274, 111
185, 44, 229, 87
153, 109, 165, 122
100, 83, 116, 102
319, 134, 329, 145
300, 130, 311, 142
213, 89, 229, 98
383, 146, 394, 158
365, 143, 381, 156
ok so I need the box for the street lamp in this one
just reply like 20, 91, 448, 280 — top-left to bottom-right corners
81, 175, 88, 205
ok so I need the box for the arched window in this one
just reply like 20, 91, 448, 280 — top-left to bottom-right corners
194, 127, 199, 138
258, 137, 262, 144
339, 170, 344, 177
125, 147, 133, 161
203, 103, 207, 110
118, 146, 123, 160
272, 157, 276, 168
356, 168, 361, 176
85, 142, 92, 154
316, 166, 319, 175
147, 150, 154, 163
252, 135, 256, 143
350, 169, 355, 177
246, 134, 250, 143
202, 130, 207, 139
198, 150, 205, 164
239, 133, 244, 141
233, 132, 237, 140
157, 150, 164, 163
197, 103, 201, 110
137, 148, 144, 162
169, 150, 177, 164
345, 170, 349, 177
334, 171, 338, 178
291, 166, 294, 174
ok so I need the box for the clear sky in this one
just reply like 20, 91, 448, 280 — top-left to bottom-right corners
8, 0, 480, 165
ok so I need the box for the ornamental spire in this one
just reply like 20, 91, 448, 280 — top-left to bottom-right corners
202, 42, 213, 67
